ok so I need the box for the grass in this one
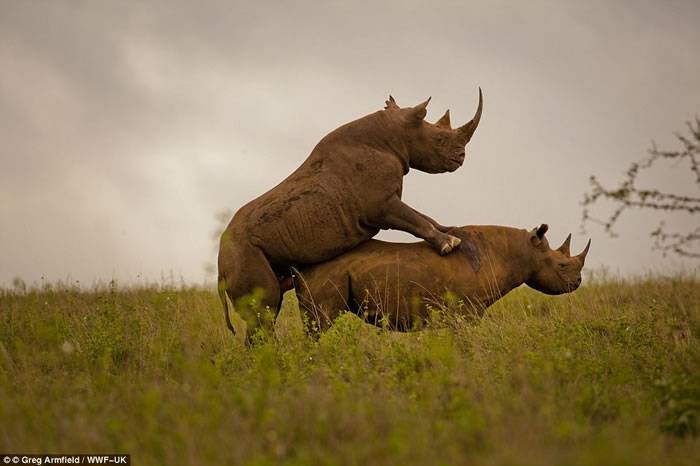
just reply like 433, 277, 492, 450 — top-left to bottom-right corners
1, 275, 699, 465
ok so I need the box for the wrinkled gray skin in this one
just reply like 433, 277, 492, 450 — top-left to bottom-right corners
295, 224, 591, 332
218, 91, 483, 339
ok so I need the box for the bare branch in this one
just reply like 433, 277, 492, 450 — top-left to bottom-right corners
581, 117, 700, 258
651, 223, 700, 258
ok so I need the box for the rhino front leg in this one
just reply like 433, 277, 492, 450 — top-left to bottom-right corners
373, 196, 461, 255
411, 208, 452, 233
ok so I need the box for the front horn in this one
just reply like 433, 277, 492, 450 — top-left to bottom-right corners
576, 239, 592, 264
457, 87, 483, 142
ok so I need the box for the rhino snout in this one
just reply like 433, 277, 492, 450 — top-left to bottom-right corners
445, 151, 466, 172
567, 276, 582, 291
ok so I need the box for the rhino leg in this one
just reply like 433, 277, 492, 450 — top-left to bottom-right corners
374, 196, 462, 255
295, 271, 350, 335
411, 208, 452, 233
218, 240, 282, 343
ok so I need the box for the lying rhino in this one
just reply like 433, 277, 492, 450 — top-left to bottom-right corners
219, 91, 483, 338
295, 224, 590, 331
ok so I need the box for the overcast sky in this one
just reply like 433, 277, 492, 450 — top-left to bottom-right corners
1, 0, 699, 287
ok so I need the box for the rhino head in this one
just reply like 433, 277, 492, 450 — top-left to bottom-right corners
383, 89, 483, 173
525, 224, 591, 294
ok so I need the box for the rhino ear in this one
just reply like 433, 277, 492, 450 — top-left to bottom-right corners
529, 223, 549, 246
407, 97, 431, 123
384, 95, 399, 110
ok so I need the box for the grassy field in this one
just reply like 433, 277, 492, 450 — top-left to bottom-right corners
1, 275, 699, 465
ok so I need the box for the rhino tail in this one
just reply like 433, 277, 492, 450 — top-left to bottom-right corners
217, 277, 236, 336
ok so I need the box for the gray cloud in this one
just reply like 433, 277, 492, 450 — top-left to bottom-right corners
1, 0, 699, 285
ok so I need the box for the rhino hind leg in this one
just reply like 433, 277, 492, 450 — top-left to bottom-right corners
295, 271, 351, 335
218, 241, 282, 342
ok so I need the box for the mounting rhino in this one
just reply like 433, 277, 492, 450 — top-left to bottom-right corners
295, 224, 591, 332
218, 90, 483, 340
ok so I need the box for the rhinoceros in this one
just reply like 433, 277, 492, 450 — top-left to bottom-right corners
218, 91, 483, 338
294, 224, 590, 331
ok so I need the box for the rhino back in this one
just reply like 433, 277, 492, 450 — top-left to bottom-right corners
298, 228, 516, 321
231, 143, 405, 266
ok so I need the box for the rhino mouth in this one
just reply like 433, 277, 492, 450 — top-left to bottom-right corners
448, 152, 466, 168
566, 277, 582, 292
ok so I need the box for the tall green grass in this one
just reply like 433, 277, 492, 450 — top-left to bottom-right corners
1, 276, 698, 465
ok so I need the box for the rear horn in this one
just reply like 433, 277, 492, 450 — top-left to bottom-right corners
557, 234, 572, 256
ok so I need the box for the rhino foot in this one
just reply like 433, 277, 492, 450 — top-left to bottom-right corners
439, 234, 461, 255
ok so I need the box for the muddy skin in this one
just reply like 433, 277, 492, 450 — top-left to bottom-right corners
295, 224, 590, 332
218, 91, 483, 340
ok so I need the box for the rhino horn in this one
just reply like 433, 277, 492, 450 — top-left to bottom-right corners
408, 97, 431, 121
435, 109, 452, 129
557, 233, 572, 256
385, 95, 399, 110
457, 87, 483, 142
575, 239, 591, 264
